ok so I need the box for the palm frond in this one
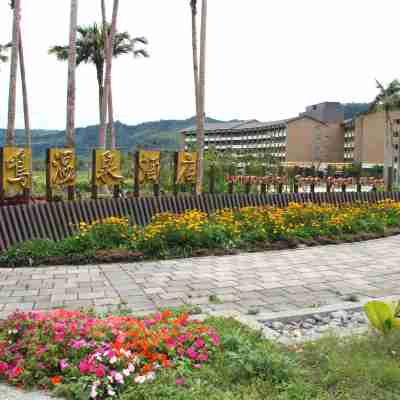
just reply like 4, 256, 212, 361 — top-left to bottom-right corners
49, 22, 149, 66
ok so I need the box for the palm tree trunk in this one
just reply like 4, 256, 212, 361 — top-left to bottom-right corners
66, 0, 78, 148
101, 0, 116, 149
6, 0, 21, 146
384, 109, 393, 189
99, 0, 119, 149
108, 85, 116, 149
18, 27, 31, 173
191, 1, 201, 147
97, 65, 104, 124
196, 0, 207, 194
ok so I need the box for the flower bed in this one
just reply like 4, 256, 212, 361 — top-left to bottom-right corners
0, 309, 220, 399
1, 200, 400, 267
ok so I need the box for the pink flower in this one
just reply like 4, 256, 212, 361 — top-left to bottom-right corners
198, 353, 209, 362
59, 360, 69, 370
194, 339, 205, 349
79, 360, 91, 374
165, 338, 177, 349
187, 347, 198, 360
176, 378, 184, 386
71, 339, 87, 350
95, 365, 106, 378
210, 334, 220, 346
0, 362, 8, 374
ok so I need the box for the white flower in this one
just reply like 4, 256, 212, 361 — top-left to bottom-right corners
123, 368, 131, 377
108, 375, 114, 383
146, 372, 156, 382
109, 356, 118, 364
114, 372, 124, 385
127, 363, 135, 373
90, 386, 98, 399
107, 388, 116, 396
134, 375, 146, 384
120, 349, 132, 358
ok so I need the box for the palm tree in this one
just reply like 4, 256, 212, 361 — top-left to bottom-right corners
369, 79, 400, 189
7, 0, 21, 146
65, 0, 78, 148
50, 23, 148, 147
191, 0, 207, 194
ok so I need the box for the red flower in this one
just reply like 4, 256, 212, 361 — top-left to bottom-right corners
51, 376, 62, 385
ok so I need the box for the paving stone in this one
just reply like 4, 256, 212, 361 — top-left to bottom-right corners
1, 236, 400, 318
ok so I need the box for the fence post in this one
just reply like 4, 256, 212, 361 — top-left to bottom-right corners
260, 183, 267, 195
173, 152, 179, 196
0, 148, 4, 204
209, 164, 215, 194
245, 182, 251, 194
133, 152, 140, 197
387, 167, 393, 192
310, 183, 315, 194
341, 184, 346, 193
45, 149, 53, 202
356, 178, 362, 193
91, 149, 98, 200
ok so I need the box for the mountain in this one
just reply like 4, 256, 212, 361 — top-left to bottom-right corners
342, 103, 370, 120
0, 116, 224, 159
0, 103, 371, 160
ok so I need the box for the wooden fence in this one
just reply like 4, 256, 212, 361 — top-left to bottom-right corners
0, 191, 399, 251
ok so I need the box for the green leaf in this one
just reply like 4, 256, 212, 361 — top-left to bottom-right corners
364, 301, 395, 334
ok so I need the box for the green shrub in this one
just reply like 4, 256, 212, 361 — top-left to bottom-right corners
0, 239, 56, 268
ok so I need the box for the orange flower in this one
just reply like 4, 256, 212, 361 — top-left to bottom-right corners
51, 376, 62, 385
142, 364, 152, 373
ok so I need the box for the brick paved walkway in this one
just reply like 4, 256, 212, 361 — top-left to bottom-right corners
1, 236, 400, 319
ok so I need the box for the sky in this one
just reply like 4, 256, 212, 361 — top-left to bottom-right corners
0, 0, 400, 130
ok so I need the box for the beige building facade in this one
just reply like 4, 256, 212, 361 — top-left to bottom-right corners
182, 102, 397, 170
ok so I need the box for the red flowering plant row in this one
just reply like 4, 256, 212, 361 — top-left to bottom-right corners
0, 309, 220, 399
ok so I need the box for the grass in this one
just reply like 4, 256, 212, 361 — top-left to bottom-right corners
51, 316, 400, 400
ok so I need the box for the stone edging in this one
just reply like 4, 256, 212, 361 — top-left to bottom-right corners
206, 296, 400, 345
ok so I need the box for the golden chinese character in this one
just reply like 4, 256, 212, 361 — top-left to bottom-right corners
2, 147, 31, 192
50, 149, 76, 187
95, 150, 123, 187
138, 151, 160, 184
176, 152, 197, 184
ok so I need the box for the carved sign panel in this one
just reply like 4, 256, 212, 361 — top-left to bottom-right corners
94, 150, 123, 187
2, 147, 31, 193
49, 149, 76, 188
138, 151, 161, 184
176, 152, 197, 184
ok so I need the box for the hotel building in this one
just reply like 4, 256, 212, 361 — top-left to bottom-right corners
182, 102, 400, 170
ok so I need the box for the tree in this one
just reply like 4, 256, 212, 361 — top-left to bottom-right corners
190, 0, 207, 194
190, 0, 201, 155
50, 23, 148, 147
100, 0, 115, 149
6, 0, 21, 146
66, 0, 78, 148
369, 79, 400, 188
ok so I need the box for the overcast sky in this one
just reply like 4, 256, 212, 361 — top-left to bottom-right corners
0, 0, 399, 130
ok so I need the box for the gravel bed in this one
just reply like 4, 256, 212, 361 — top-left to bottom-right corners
262, 309, 369, 340
0, 385, 56, 400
